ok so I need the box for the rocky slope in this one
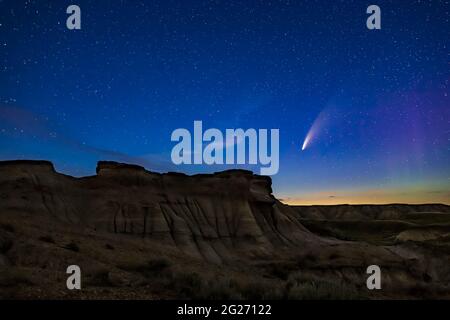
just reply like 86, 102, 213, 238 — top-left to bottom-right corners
0, 160, 449, 299
0, 160, 317, 264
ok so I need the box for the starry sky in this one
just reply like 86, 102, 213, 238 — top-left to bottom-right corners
0, 0, 449, 204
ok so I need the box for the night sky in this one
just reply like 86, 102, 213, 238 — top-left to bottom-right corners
0, 0, 449, 204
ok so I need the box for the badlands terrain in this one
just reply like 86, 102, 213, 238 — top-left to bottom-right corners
0, 160, 449, 299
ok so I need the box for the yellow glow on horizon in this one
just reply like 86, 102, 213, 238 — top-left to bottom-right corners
278, 186, 450, 206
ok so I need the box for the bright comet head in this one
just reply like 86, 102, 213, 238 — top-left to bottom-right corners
301, 134, 310, 151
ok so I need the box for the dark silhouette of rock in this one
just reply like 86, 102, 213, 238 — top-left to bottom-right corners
0, 160, 316, 264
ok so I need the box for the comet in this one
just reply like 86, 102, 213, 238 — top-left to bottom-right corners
301, 132, 312, 150
301, 109, 329, 151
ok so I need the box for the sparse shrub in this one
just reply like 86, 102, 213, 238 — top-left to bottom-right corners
304, 253, 318, 262
297, 252, 318, 267
198, 278, 243, 300
237, 281, 282, 299
168, 272, 204, 298
0, 237, 13, 254
285, 272, 362, 300
329, 253, 340, 260
88, 269, 115, 287
145, 258, 170, 274
0, 223, 15, 233
118, 258, 171, 278
39, 235, 55, 244
166, 272, 282, 300
408, 284, 429, 296
0, 268, 34, 287
262, 262, 297, 280
330, 229, 354, 241
64, 241, 80, 252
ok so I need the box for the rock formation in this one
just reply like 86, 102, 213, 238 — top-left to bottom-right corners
0, 160, 316, 264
